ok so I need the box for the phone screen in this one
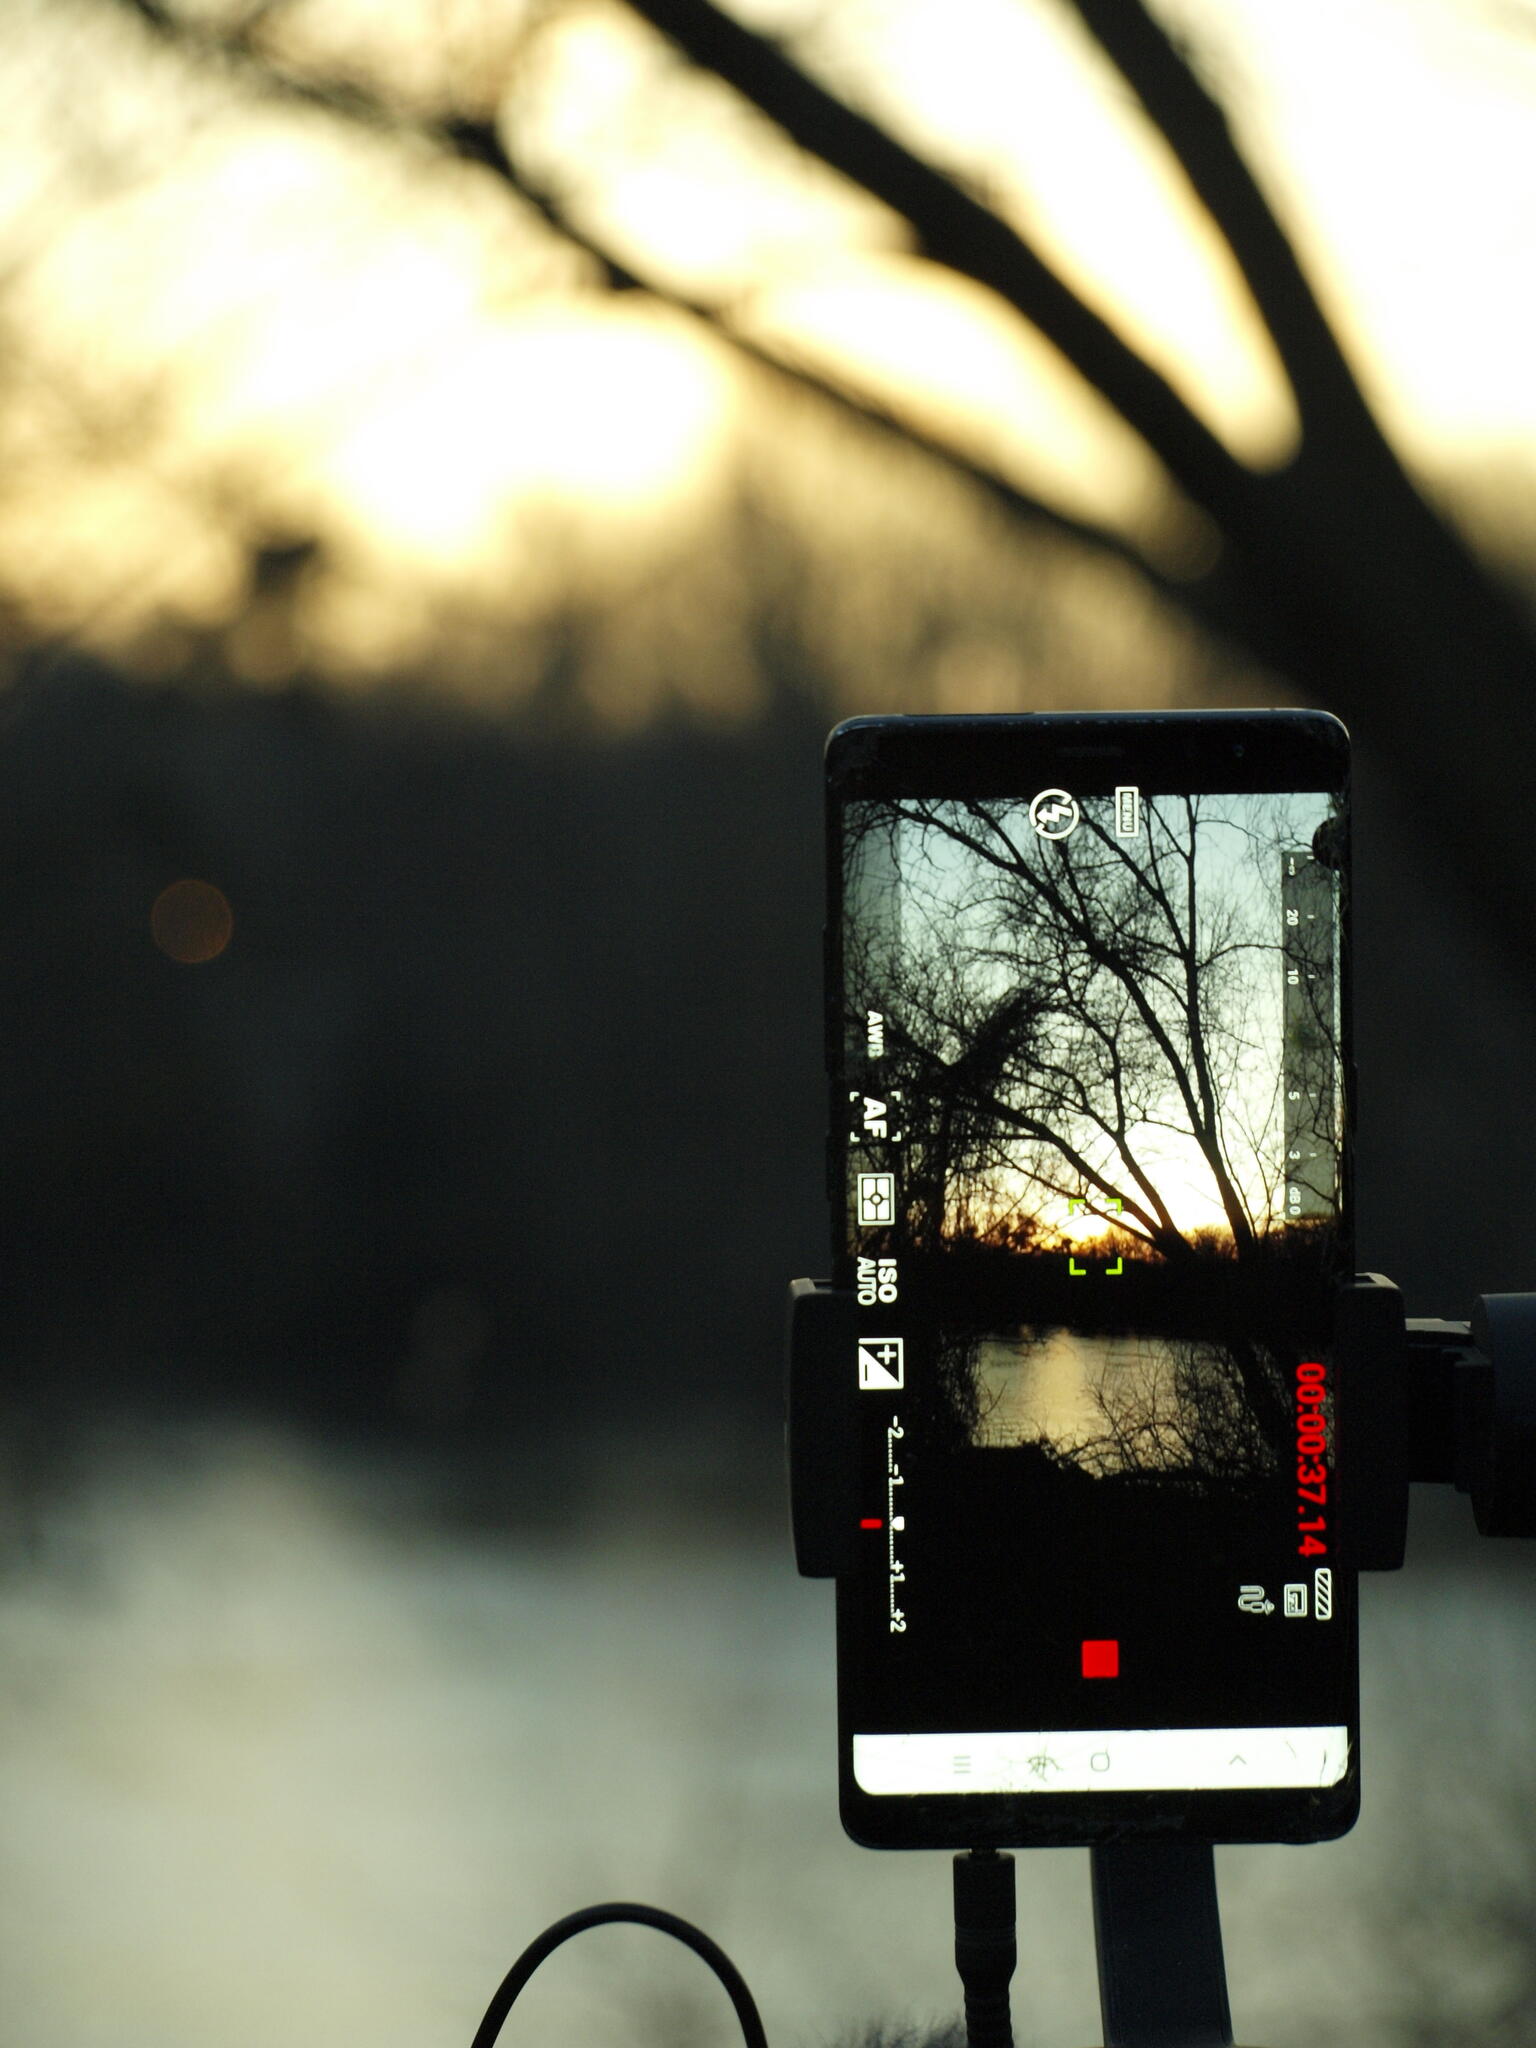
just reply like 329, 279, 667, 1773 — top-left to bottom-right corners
826, 711, 1357, 1848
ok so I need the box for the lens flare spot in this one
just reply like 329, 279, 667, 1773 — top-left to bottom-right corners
151, 879, 234, 964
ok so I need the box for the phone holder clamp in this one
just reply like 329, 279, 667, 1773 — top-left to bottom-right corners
786, 1270, 1536, 2048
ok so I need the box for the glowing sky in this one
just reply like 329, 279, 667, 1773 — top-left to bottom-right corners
0, 0, 1530, 676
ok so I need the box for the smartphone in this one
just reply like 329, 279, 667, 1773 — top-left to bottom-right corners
825, 709, 1357, 1849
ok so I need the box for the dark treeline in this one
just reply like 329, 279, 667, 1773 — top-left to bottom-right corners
925, 1222, 1341, 1338
0, 653, 826, 1434
0, 646, 1530, 1451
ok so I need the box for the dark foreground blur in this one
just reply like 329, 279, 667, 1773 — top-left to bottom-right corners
1, 1412, 1533, 2048
0, 660, 830, 1434
2, 659, 1535, 2046
2, 658, 1535, 1438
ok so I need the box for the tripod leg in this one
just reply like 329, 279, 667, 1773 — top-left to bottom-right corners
1090, 1841, 1233, 2047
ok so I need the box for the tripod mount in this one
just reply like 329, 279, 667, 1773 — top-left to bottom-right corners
786, 1271, 1536, 2047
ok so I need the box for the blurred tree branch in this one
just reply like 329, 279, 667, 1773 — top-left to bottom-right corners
118, 0, 1182, 594
428, 126, 1178, 592
118, 0, 1536, 973
623, 0, 1536, 958
1067, 0, 1372, 438
623, 0, 1255, 522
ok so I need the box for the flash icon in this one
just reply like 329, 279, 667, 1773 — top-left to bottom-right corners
1028, 788, 1080, 840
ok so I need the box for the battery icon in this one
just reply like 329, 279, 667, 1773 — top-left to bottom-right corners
1115, 786, 1140, 837
1314, 1567, 1333, 1621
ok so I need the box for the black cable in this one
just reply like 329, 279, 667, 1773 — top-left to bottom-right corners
468, 1900, 769, 2048
952, 1849, 1016, 2048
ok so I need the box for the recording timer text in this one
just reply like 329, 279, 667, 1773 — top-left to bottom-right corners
1295, 1359, 1331, 1557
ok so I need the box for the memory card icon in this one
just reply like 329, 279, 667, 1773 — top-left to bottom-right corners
858, 1338, 904, 1390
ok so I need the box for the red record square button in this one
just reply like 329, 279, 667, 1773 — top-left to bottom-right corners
1081, 1639, 1119, 1679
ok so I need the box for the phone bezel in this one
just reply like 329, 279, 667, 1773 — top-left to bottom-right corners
825, 709, 1358, 1850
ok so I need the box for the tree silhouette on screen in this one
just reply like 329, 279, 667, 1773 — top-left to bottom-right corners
845, 792, 1336, 1478
846, 793, 1334, 1263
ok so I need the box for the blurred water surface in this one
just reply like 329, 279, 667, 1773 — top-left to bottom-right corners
973, 1329, 1179, 1455
0, 1411, 1532, 2048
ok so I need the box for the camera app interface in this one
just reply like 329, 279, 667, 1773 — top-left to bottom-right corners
838, 781, 1352, 1801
